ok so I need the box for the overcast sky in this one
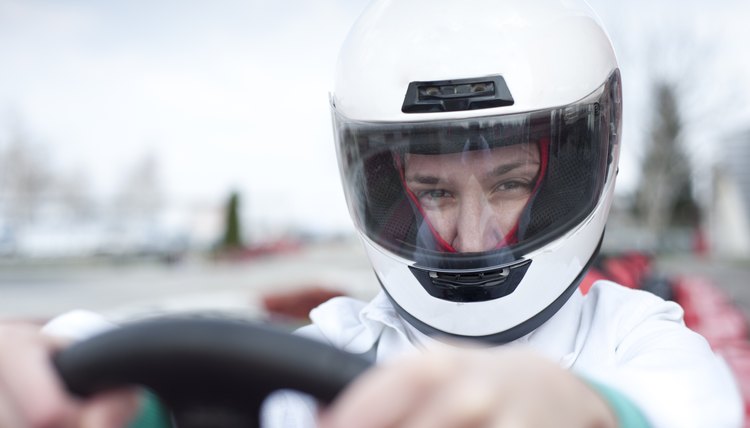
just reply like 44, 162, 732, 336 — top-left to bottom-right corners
1, 0, 749, 234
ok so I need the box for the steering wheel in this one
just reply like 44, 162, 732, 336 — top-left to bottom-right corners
52, 316, 372, 428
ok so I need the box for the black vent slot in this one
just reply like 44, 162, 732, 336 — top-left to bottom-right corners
409, 259, 532, 303
429, 268, 510, 289
402, 75, 514, 113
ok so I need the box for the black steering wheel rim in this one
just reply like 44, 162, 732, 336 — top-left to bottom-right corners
53, 316, 372, 428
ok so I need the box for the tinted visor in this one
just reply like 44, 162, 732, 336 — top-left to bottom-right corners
333, 71, 621, 270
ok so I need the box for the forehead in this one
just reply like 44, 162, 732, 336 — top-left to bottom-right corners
404, 143, 539, 172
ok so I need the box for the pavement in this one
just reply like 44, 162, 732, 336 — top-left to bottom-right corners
1, 240, 748, 325
0, 239, 381, 322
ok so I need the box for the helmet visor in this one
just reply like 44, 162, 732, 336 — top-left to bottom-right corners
333, 72, 621, 270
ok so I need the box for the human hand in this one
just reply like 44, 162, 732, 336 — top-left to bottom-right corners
319, 346, 616, 428
0, 322, 140, 428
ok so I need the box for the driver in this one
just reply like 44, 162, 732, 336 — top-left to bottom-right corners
268, 0, 743, 426
0, 0, 743, 427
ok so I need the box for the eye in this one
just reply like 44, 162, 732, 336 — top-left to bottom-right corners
419, 189, 451, 200
415, 189, 454, 209
494, 180, 533, 194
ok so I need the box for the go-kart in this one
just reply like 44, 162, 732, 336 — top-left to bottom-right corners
53, 317, 372, 428
53, 250, 750, 427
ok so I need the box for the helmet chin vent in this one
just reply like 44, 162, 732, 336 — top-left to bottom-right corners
430, 268, 509, 288
409, 259, 532, 303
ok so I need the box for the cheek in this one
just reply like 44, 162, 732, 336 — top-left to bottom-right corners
491, 197, 531, 231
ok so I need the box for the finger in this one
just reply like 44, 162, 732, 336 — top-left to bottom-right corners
319, 354, 452, 428
402, 376, 497, 428
81, 388, 142, 428
486, 412, 526, 428
0, 386, 24, 428
0, 324, 79, 427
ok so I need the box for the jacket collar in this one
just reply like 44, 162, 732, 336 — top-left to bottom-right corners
309, 290, 585, 367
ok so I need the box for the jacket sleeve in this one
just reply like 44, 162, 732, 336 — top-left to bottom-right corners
578, 283, 743, 428
584, 377, 652, 428
128, 391, 172, 428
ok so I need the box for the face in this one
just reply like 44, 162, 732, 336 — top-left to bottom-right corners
404, 144, 541, 253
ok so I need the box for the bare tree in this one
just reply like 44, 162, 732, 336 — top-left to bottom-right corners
635, 82, 700, 241
0, 125, 53, 226
624, 23, 745, 249
56, 168, 96, 221
112, 153, 163, 225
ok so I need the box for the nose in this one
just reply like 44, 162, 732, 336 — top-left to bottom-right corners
451, 196, 503, 253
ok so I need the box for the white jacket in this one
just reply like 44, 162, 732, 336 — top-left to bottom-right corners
263, 281, 743, 428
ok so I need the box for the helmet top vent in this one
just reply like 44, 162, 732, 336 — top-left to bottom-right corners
402, 75, 514, 113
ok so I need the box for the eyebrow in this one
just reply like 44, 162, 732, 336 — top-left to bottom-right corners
406, 174, 441, 185
405, 161, 540, 185
487, 161, 539, 178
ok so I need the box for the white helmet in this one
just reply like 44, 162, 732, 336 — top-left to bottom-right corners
332, 0, 622, 343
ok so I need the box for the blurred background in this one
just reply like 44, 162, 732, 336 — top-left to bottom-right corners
0, 0, 749, 322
